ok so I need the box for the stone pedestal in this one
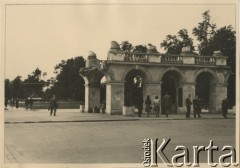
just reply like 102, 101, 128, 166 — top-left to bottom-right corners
108, 52, 124, 61
122, 106, 135, 116
105, 81, 124, 114
84, 84, 100, 112
148, 55, 161, 63
182, 55, 195, 64
80, 105, 85, 112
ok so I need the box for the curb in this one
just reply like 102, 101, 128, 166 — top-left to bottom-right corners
4, 117, 235, 124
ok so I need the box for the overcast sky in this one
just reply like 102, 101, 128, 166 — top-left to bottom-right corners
5, 4, 236, 80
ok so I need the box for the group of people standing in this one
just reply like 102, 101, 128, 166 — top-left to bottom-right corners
185, 95, 201, 118
142, 93, 172, 118
4, 97, 19, 110
185, 95, 229, 119
137, 93, 229, 118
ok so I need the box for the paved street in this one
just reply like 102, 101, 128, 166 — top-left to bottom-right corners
4, 108, 236, 164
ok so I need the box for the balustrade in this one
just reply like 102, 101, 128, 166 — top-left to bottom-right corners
107, 51, 223, 66
161, 54, 183, 64
195, 56, 216, 65
123, 53, 148, 62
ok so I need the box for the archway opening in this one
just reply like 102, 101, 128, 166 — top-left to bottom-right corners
100, 76, 106, 106
161, 70, 182, 114
195, 72, 216, 112
124, 69, 145, 107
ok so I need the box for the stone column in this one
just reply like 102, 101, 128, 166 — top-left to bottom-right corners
144, 83, 161, 114
105, 81, 124, 115
182, 83, 195, 113
84, 83, 100, 112
215, 84, 227, 113
144, 83, 161, 103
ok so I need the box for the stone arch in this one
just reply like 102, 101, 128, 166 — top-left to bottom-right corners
123, 68, 147, 106
193, 68, 219, 84
159, 66, 185, 83
122, 65, 152, 83
194, 68, 218, 113
160, 67, 185, 113
79, 74, 89, 85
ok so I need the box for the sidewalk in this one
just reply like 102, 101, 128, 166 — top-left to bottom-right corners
4, 107, 236, 124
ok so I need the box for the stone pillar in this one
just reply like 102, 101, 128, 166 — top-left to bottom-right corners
84, 83, 100, 112
105, 81, 124, 115
182, 83, 195, 113
144, 83, 161, 103
215, 84, 227, 113
144, 83, 161, 114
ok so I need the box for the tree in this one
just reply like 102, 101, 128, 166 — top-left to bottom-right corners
160, 29, 194, 54
132, 45, 147, 53
120, 41, 133, 52
48, 56, 86, 100
212, 26, 236, 107
5, 79, 11, 98
213, 26, 236, 70
192, 10, 216, 55
24, 68, 46, 98
11, 76, 24, 98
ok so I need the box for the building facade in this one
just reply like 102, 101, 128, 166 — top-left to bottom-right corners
80, 41, 231, 115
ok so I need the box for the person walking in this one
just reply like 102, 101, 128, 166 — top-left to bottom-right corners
49, 95, 58, 116
162, 93, 171, 117
193, 96, 201, 118
153, 96, 160, 117
185, 94, 192, 118
222, 98, 228, 118
145, 95, 152, 117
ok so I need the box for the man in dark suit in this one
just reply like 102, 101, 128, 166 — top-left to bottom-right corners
162, 93, 171, 117
185, 94, 192, 118
222, 98, 228, 118
49, 95, 58, 116
193, 95, 201, 118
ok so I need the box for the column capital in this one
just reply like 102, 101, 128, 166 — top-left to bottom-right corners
84, 82, 100, 87
182, 82, 196, 86
144, 82, 162, 86
106, 80, 125, 85
216, 83, 228, 87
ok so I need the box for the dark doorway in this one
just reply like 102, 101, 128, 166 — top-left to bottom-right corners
161, 71, 182, 114
195, 72, 216, 112
124, 70, 144, 107
100, 76, 106, 105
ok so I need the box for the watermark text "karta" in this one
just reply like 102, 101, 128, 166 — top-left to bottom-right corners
142, 138, 239, 167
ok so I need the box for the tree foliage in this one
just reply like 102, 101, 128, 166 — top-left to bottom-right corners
160, 29, 194, 54
46, 56, 86, 100
23, 68, 46, 98
132, 45, 147, 53
5, 68, 46, 99
213, 26, 236, 70
120, 41, 133, 52
192, 10, 216, 55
